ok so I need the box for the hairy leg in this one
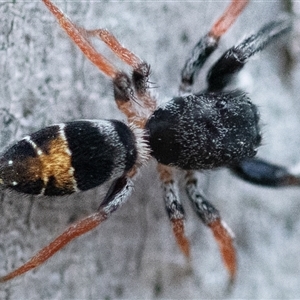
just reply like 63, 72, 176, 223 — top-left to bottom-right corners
42, 0, 156, 128
157, 164, 190, 258
180, 0, 249, 94
207, 18, 292, 91
0, 176, 133, 282
231, 157, 300, 187
185, 171, 236, 283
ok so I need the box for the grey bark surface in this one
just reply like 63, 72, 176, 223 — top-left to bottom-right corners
0, 1, 300, 299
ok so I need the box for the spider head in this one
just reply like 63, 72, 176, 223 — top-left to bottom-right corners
146, 90, 261, 170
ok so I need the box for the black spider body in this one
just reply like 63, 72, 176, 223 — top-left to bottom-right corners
146, 90, 261, 170
0, 90, 261, 195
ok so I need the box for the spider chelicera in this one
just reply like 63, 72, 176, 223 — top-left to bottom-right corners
0, 0, 296, 284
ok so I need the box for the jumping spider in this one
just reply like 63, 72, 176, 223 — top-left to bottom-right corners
0, 0, 296, 284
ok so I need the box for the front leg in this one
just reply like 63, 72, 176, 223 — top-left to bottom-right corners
180, 0, 249, 94
207, 18, 292, 91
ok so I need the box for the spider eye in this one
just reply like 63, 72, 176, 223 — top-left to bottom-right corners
215, 99, 228, 110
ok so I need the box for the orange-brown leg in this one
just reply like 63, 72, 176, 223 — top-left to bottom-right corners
209, 0, 249, 39
84, 28, 157, 114
209, 219, 236, 284
84, 29, 143, 70
185, 171, 236, 283
42, 0, 118, 78
0, 177, 133, 282
157, 164, 190, 259
42, 0, 155, 127
180, 0, 249, 93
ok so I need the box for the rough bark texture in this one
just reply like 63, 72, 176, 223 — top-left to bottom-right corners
0, 1, 300, 299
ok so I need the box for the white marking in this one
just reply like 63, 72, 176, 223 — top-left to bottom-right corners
93, 120, 127, 178
58, 123, 72, 156
12, 181, 17, 186
23, 135, 43, 156
58, 124, 78, 192
221, 220, 235, 239
58, 123, 66, 139
65, 148, 71, 156
40, 187, 46, 195
69, 166, 79, 192
8, 160, 13, 166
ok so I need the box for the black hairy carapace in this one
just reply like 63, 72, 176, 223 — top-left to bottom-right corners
146, 90, 261, 170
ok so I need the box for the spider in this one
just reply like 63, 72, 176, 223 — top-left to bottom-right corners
0, 0, 296, 285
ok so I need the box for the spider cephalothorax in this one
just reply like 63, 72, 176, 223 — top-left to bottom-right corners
0, 0, 297, 284
146, 91, 261, 169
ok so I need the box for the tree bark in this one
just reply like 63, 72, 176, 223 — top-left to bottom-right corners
0, 1, 300, 299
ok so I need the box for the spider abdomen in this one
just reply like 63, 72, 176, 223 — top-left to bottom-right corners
0, 120, 137, 196
146, 90, 261, 170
